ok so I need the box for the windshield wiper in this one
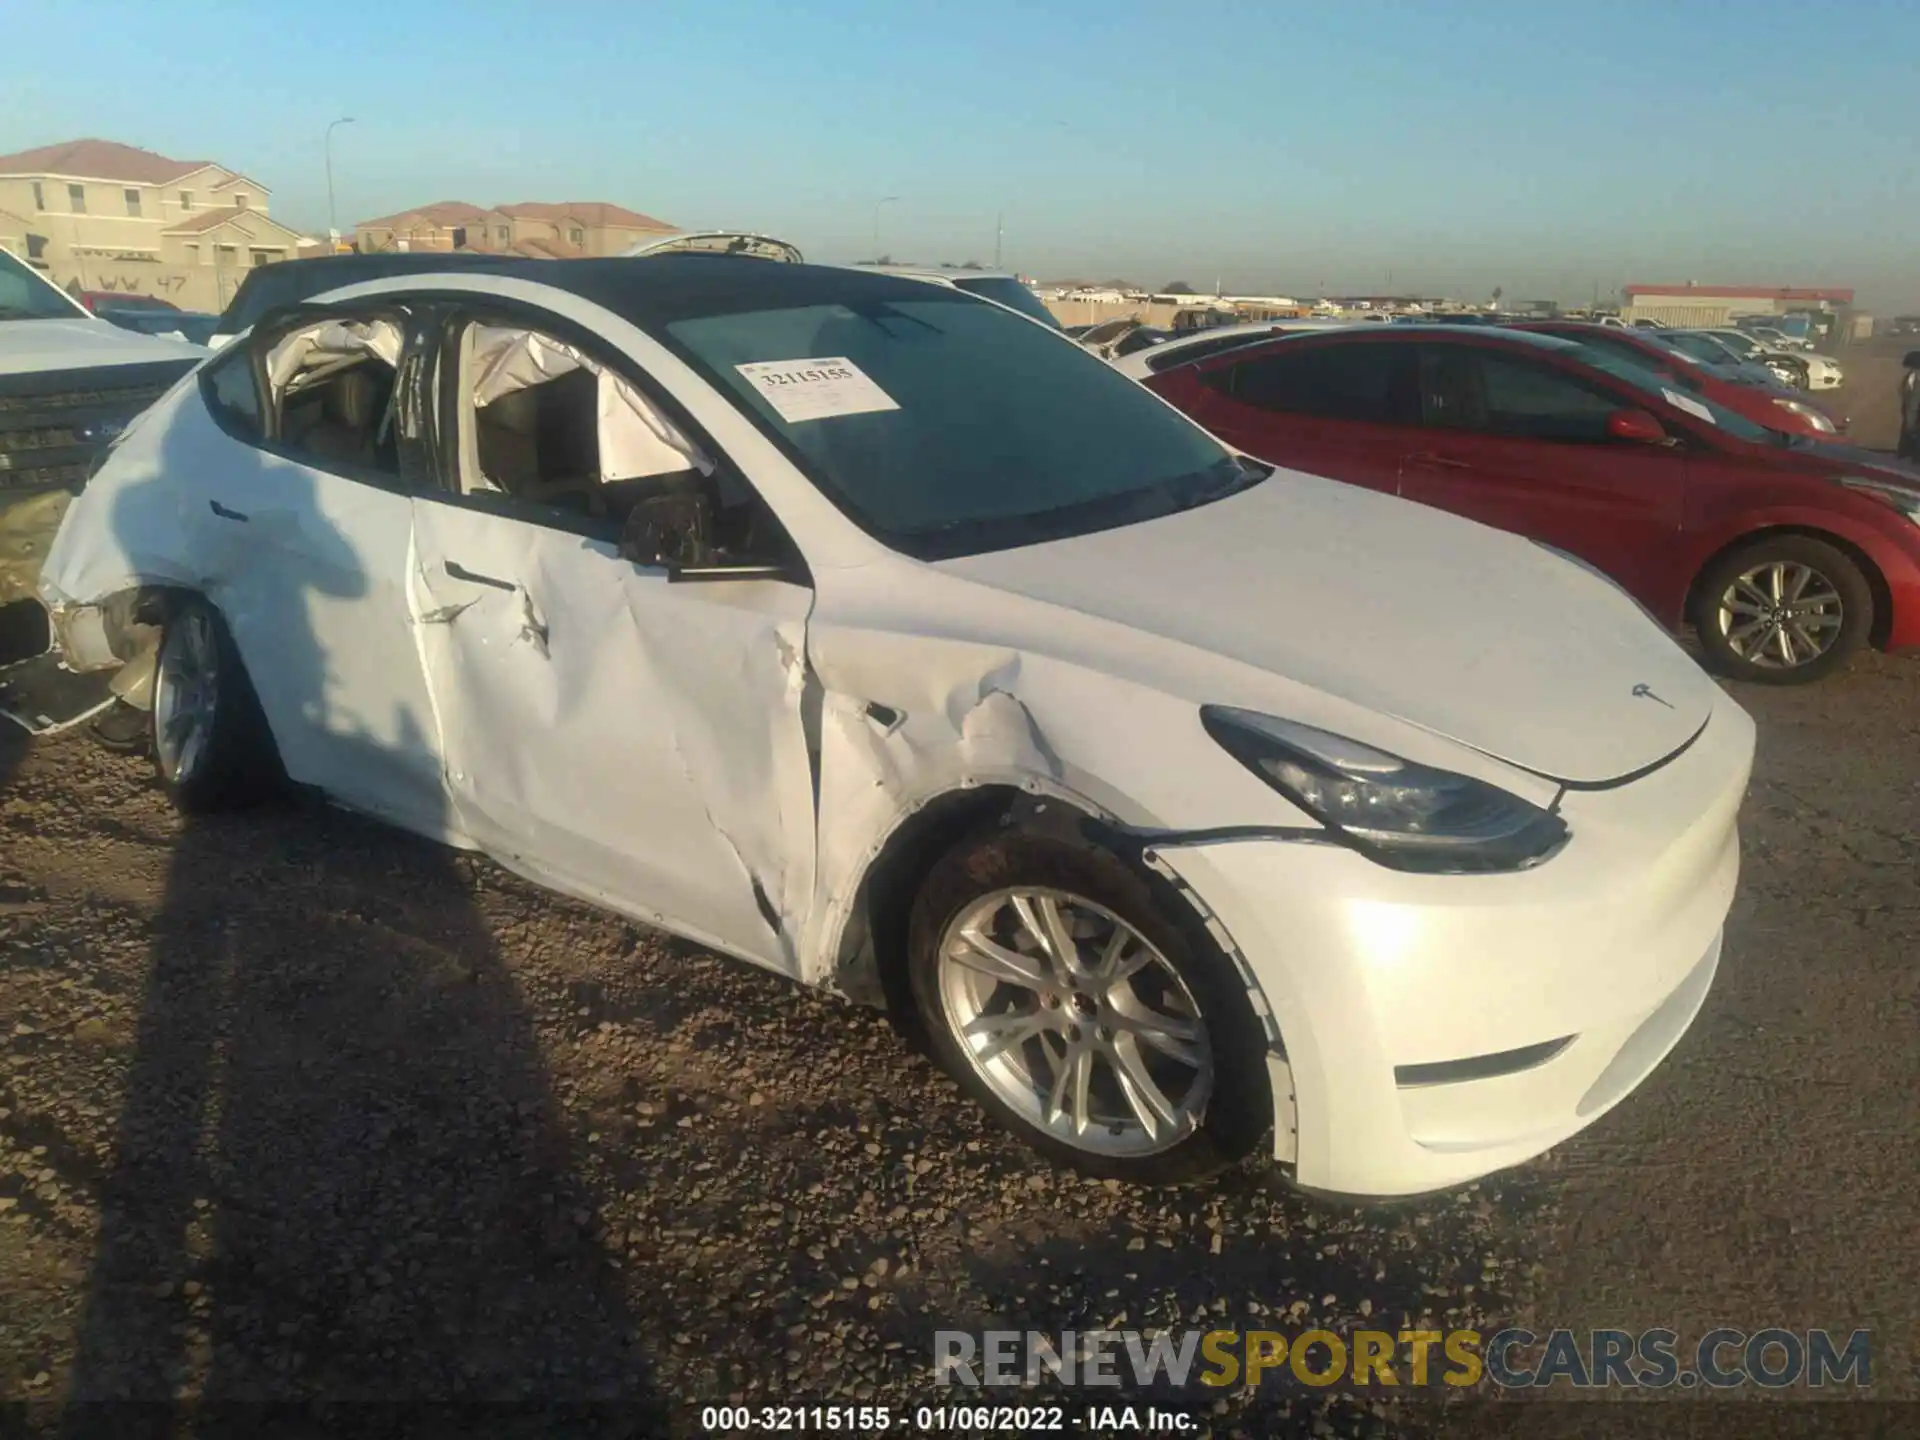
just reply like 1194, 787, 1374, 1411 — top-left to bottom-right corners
1167, 456, 1271, 514
906, 457, 1272, 559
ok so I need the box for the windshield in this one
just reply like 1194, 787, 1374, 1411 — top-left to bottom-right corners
1568, 342, 1774, 443
950, 276, 1061, 330
1664, 331, 1744, 366
1626, 330, 1702, 364
1564, 330, 1697, 375
0, 250, 86, 322
665, 294, 1259, 559
1560, 331, 1722, 399
1146, 328, 1287, 371
1707, 330, 1765, 358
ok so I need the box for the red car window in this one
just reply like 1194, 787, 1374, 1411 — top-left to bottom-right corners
1202, 342, 1417, 424
1417, 344, 1647, 445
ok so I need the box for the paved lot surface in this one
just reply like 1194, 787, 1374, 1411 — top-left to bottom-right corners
0, 346, 1914, 1436
1822, 335, 1909, 452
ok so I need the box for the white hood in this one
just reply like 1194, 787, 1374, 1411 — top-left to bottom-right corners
934, 472, 1717, 786
0, 318, 207, 377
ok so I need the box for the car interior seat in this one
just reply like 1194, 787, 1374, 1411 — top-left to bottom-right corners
475, 385, 542, 494
297, 366, 393, 468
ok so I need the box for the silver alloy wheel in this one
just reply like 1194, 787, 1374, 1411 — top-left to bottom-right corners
1714, 560, 1844, 669
152, 608, 220, 783
935, 887, 1213, 1158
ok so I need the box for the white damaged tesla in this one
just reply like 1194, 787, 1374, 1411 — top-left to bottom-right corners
38, 258, 1753, 1195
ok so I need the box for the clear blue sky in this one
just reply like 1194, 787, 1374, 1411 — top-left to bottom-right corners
5, 0, 1917, 307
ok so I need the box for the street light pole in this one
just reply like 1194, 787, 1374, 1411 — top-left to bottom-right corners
872, 196, 899, 260
325, 117, 356, 244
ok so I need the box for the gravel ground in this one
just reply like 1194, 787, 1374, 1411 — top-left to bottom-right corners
0, 722, 1542, 1438
1, 348, 1914, 1437
5, 650, 1916, 1437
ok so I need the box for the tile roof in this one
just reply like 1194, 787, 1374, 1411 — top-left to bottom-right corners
162, 207, 306, 242
0, 139, 212, 184
357, 199, 676, 232
164, 206, 253, 234
497, 201, 673, 229
356, 200, 504, 230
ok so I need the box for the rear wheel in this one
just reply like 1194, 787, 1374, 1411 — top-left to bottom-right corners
1690, 536, 1871, 685
907, 826, 1271, 1184
151, 597, 279, 811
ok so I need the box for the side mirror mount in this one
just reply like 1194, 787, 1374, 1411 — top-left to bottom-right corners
619, 487, 715, 570
618, 484, 797, 584
1607, 407, 1669, 444
1903, 350, 1920, 370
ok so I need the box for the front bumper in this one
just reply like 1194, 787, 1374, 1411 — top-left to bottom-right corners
1155, 695, 1754, 1197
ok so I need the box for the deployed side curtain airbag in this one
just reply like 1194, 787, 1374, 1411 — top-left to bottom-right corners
267, 319, 406, 392
468, 326, 713, 481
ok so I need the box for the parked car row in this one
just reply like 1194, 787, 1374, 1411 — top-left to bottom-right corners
1132, 321, 1916, 685
1510, 322, 1844, 438
1668, 327, 1844, 391
32, 256, 1756, 1199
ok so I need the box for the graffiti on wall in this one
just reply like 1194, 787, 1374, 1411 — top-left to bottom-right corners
53, 262, 223, 312
82, 272, 192, 296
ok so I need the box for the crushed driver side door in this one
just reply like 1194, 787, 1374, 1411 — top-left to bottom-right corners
405, 306, 818, 973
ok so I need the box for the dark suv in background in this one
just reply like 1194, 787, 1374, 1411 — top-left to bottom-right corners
205, 251, 520, 348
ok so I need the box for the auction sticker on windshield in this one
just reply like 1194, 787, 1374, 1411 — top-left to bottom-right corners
1661, 388, 1718, 425
735, 357, 900, 423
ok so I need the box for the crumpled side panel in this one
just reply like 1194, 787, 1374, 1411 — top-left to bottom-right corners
408, 500, 815, 973
38, 386, 222, 661
796, 597, 1295, 992
799, 629, 1108, 987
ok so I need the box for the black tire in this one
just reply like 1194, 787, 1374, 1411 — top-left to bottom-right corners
906, 823, 1272, 1185
150, 596, 280, 812
1690, 535, 1872, 686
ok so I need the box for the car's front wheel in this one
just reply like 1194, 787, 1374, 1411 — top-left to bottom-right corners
907, 825, 1271, 1184
151, 596, 279, 811
1691, 536, 1872, 685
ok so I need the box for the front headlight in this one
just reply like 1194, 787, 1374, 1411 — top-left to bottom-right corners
1836, 477, 1920, 523
1200, 707, 1569, 874
1772, 397, 1836, 433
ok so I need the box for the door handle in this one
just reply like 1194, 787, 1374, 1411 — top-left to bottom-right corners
444, 560, 516, 591
1406, 451, 1473, 470
208, 499, 249, 522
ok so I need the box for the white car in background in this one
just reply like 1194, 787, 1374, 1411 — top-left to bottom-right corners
40, 257, 1753, 1198
1743, 324, 1812, 353
846, 264, 1062, 330
621, 230, 805, 264
1682, 327, 1843, 390
1107, 318, 1361, 380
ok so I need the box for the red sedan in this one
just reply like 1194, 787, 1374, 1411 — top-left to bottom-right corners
1508, 320, 1844, 439
1144, 325, 1920, 683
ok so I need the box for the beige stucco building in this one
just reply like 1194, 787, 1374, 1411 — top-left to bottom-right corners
354, 199, 678, 259
0, 139, 312, 314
